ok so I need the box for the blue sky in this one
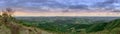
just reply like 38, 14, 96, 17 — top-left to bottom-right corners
0, 0, 120, 16
0, 0, 120, 11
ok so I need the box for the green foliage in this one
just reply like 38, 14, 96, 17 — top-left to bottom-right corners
105, 19, 120, 31
86, 23, 107, 33
17, 17, 120, 34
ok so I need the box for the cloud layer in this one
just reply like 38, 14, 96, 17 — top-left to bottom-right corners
0, 0, 119, 12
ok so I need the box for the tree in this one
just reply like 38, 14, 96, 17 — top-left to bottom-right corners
0, 8, 43, 34
1, 8, 20, 34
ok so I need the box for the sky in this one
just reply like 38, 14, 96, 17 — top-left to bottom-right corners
0, 0, 120, 16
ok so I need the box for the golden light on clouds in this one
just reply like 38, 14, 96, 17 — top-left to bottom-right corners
14, 11, 120, 16
12, 8, 120, 16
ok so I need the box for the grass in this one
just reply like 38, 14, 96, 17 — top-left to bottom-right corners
0, 16, 120, 34
16, 17, 120, 34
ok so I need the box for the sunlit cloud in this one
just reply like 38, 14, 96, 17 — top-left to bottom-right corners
0, 0, 120, 16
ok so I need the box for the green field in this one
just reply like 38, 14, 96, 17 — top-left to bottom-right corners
15, 17, 120, 34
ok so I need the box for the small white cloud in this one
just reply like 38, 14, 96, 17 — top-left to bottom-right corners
113, 3, 120, 6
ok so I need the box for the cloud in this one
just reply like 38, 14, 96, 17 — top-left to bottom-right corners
102, 0, 116, 4
68, 4, 88, 9
92, 0, 120, 10
0, 1, 5, 6
94, 0, 119, 7
0, 0, 119, 12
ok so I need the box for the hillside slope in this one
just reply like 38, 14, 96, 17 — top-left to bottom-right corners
0, 22, 53, 34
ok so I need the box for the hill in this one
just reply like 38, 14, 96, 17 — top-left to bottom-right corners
16, 17, 120, 34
